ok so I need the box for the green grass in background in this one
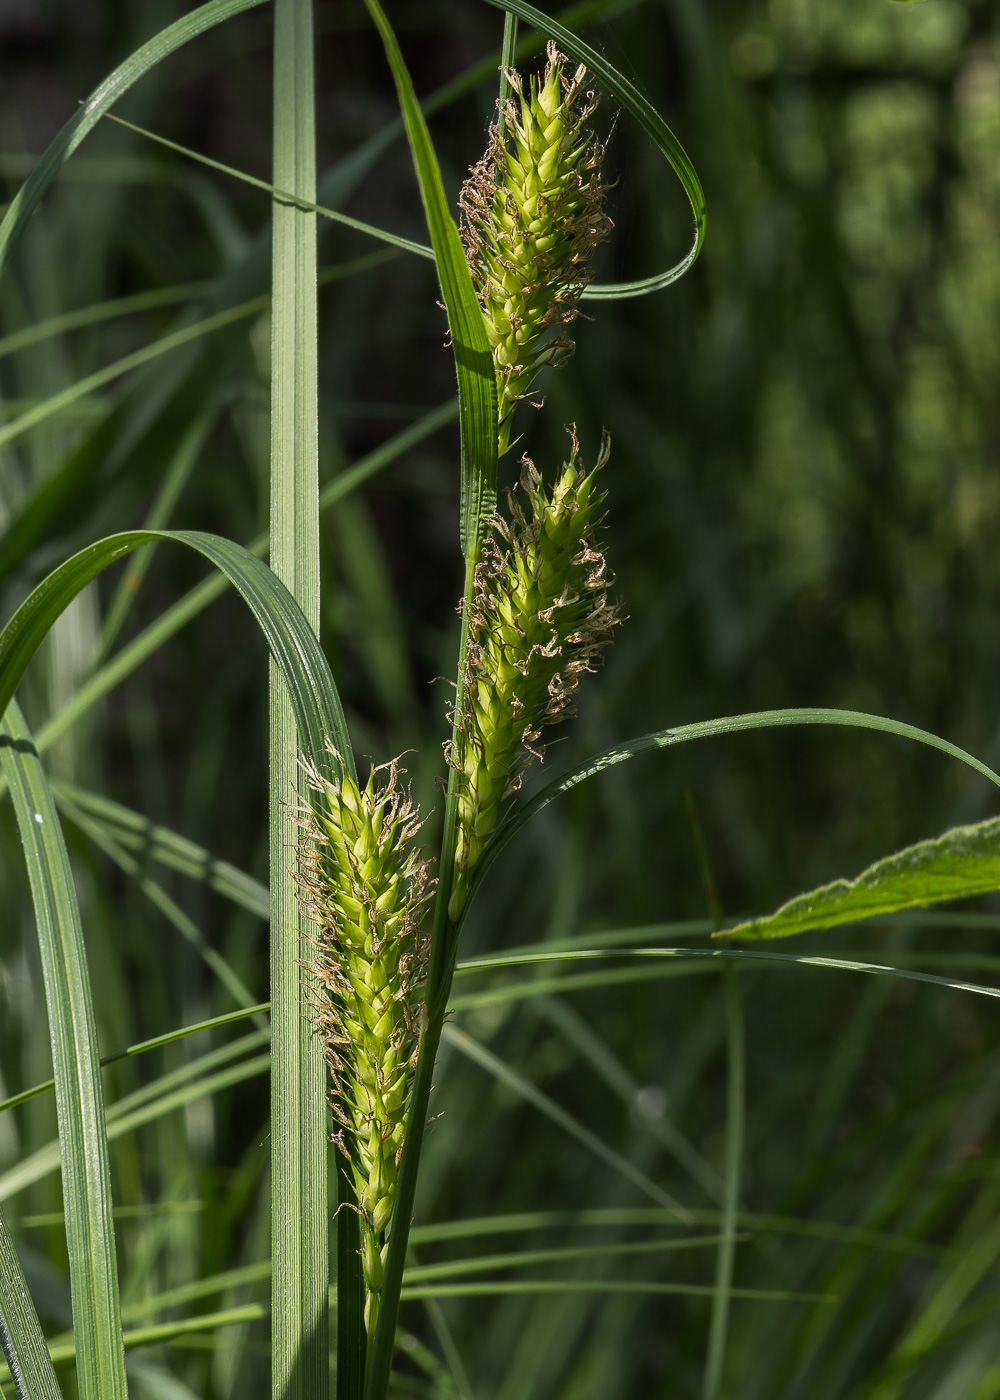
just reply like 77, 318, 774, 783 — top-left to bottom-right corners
0, 0, 998, 1396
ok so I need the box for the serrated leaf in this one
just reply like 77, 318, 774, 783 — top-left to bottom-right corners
723, 817, 1000, 942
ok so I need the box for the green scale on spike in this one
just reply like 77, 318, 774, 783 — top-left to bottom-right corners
460, 43, 612, 454
448, 436, 620, 919
296, 752, 432, 1336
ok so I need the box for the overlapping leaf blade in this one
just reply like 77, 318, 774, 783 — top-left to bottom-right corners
0, 701, 127, 1400
362, 0, 497, 561
483, 0, 707, 298
0, 529, 353, 778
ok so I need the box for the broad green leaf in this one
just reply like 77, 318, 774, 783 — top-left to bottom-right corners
0, 0, 269, 281
0, 529, 354, 781
363, 0, 498, 561
0, 702, 127, 1400
0, 1205, 63, 1399
465, 708, 1000, 924
483, 0, 707, 299
723, 816, 1000, 942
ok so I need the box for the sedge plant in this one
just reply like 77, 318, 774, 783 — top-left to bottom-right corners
1, 3, 999, 1400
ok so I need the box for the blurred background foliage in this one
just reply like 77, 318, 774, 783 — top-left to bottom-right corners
1, 0, 1000, 1396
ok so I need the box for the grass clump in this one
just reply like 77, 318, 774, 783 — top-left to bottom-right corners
460, 41, 612, 454
296, 753, 431, 1336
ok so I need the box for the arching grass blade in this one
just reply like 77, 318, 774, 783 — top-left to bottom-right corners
482, 0, 707, 299
0, 701, 127, 1400
0, 529, 354, 780
0, 0, 269, 281
464, 708, 1000, 923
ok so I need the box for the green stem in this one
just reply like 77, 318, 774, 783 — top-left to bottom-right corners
496, 10, 519, 144
365, 552, 478, 1400
703, 966, 744, 1400
269, 1, 330, 1397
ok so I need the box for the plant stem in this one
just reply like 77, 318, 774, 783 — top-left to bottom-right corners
365, 552, 478, 1400
703, 966, 744, 1400
269, 1, 329, 1397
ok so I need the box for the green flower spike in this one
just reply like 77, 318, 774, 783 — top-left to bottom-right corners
296, 749, 431, 1337
448, 434, 620, 918
460, 42, 612, 455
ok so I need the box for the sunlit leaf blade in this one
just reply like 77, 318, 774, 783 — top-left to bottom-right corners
362, 0, 498, 560
0, 0, 269, 281
0, 1205, 63, 1400
0, 529, 354, 781
483, 0, 707, 299
465, 708, 1000, 922
268, 2, 331, 1395
0, 701, 127, 1400
724, 816, 1000, 942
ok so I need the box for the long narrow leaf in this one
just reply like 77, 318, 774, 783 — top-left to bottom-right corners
725, 816, 1000, 941
0, 702, 127, 1400
0, 1004, 269, 1120
483, 0, 707, 299
441, 1026, 689, 1216
13, 402, 454, 776
0, 0, 269, 280
464, 709, 1000, 921
0, 1206, 63, 1400
0, 529, 354, 779
268, 0, 333, 1392
56, 791, 261, 1011
362, 0, 497, 560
